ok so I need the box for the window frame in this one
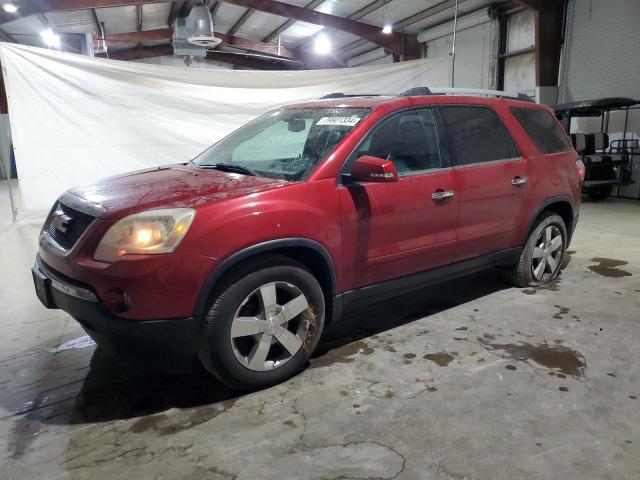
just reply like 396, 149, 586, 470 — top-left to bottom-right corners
437, 104, 523, 169
339, 106, 452, 183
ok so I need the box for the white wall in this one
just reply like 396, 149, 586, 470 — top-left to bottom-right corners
421, 9, 498, 89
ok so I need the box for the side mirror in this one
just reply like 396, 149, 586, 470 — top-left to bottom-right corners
349, 155, 399, 183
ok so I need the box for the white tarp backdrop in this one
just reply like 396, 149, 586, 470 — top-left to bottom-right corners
0, 43, 450, 211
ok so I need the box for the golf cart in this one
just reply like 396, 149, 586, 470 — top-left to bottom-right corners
554, 97, 639, 200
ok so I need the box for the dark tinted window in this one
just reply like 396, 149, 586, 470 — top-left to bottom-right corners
440, 106, 519, 166
354, 109, 442, 175
511, 107, 571, 154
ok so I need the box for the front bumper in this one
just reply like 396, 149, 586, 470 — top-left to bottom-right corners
33, 256, 202, 359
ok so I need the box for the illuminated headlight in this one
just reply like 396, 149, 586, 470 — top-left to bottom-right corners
94, 208, 195, 263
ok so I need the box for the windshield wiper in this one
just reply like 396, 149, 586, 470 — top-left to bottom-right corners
197, 163, 258, 177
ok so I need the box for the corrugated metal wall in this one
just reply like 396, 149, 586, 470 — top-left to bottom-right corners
559, 0, 640, 102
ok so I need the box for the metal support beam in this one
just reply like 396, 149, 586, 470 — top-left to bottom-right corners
534, 1, 564, 88
97, 43, 300, 70
263, 0, 324, 44
97, 28, 303, 61
339, 0, 462, 58
0, 0, 170, 25
227, 8, 254, 36
220, 0, 420, 57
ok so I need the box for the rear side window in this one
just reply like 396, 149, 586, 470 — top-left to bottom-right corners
440, 106, 519, 166
511, 108, 571, 154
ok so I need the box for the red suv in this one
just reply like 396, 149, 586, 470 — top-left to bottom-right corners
32, 89, 583, 389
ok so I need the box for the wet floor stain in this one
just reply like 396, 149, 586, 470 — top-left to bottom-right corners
541, 276, 562, 291
505, 365, 517, 371
129, 398, 237, 436
588, 258, 632, 278
480, 341, 586, 378
423, 352, 455, 367
553, 305, 570, 320
403, 353, 416, 359
311, 340, 374, 368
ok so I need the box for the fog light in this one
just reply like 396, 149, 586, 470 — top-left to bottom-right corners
103, 289, 129, 313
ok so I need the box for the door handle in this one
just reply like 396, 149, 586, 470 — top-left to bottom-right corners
512, 176, 527, 186
432, 190, 455, 201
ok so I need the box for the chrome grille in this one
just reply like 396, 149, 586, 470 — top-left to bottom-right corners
44, 202, 96, 251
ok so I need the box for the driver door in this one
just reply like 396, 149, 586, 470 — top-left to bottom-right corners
339, 108, 459, 289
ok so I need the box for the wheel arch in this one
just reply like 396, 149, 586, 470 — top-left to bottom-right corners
193, 238, 337, 320
523, 196, 576, 245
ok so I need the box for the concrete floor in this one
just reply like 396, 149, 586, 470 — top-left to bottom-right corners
1, 198, 639, 480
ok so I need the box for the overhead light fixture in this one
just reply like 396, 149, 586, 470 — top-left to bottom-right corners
3, 3, 17, 13
40, 28, 61, 48
382, 24, 393, 34
314, 33, 331, 55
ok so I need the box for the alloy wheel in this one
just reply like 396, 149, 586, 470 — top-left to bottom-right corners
230, 281, 311, 372
531, 225, 563, 282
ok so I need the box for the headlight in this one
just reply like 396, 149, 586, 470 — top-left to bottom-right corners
94, 208, 195, 263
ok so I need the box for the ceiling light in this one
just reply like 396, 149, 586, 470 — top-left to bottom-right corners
382, 24, 393, 34
3, 4, 17, 13
314, 33, 331, 55
40, 29, 60, 48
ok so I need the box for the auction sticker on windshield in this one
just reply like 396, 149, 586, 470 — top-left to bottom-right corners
316, 116, 362, 126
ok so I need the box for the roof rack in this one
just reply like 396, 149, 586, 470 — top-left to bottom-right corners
320, 92, 381, 99
400, 87, 534, 102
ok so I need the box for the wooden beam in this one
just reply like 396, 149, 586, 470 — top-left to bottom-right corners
220, 0, 420, 57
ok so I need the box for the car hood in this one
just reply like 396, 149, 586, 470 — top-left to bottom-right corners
66, 164, 287, 219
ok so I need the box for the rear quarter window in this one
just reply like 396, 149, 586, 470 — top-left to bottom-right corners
511, 108, 571, 154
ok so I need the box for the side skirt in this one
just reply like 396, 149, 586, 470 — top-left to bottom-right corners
331, 247, 521, 320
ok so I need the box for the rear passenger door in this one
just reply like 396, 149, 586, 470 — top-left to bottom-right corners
439, 105, 528, 260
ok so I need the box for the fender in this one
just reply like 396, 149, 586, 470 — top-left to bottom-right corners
193, 237, 337, 318
522, 195, 577, 245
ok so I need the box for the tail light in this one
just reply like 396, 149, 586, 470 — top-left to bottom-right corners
576, 158, 585, 182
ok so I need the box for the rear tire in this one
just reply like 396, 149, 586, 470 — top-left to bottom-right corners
505, 213, 567, 288
198, 255, 325, 390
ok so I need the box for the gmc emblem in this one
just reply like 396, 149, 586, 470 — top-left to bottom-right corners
51, 210, 73, 234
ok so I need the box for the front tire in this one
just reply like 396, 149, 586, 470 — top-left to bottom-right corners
505, 213, 567, 288
198, 255, 325, 390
